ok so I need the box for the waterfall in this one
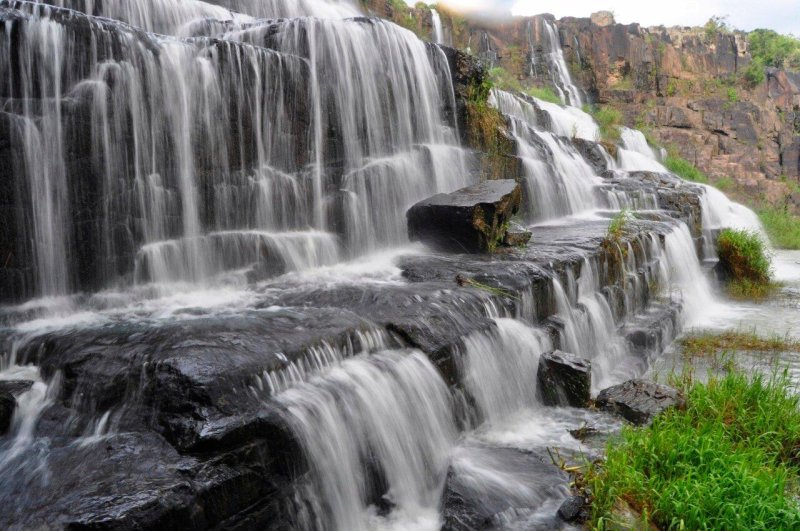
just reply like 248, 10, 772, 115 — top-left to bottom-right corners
617, 127, 667, 172
276, 350, 456, 530
430, 8, 444, 44
489, 89, 603, 221
541, 20, 583, 107
462, 318, 553, 423
0, 1, 470, 302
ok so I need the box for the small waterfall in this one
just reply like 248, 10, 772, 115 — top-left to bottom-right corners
430, 8, 444, 44
541, 20, 583, 107
660, 223, 719, 325
462, 318, 553, 423
617, 127, 666, 172
489, 90, 603, 221
276, 350, 456, 530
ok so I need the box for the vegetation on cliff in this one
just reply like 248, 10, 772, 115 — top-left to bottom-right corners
589, 371, 800, 529
663, 155, 710, 184
464, 74, 515, 179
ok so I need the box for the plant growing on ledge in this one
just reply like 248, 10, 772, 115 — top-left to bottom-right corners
465, 74, 514, 179
716, 228, 777, 299
590, 105, 622, 142
663, 154, 709, 184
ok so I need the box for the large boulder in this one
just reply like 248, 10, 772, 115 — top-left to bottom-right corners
596, 379, 684, 425
407, 180, 523, 253
537, 351, 591, 408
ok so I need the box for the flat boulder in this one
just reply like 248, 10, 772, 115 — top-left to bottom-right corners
407, 180, 523, 253
537, 350, 591, 408
596, 379, 684, 425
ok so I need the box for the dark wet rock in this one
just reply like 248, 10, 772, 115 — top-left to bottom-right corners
0, 380, 34, 435
441, 447, 568, 531
573, 137, 611, 174
503, 221, 533, 247
596, 379, 685, 425
407, 180, 522, 253
537, 350, 591, 408
0, 392, 14, 435
0, 379, 34, 396
557, 495, 587, 523
0, 430, 299, 529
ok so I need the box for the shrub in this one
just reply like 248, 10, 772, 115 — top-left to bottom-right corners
663, 155, 709, 183
748, 29, 800, 70
716, 228, 772, 284
758, 206, 800, 249
742, 59, 766, 87
591, 106, 622, 142
589, 372, 800, 530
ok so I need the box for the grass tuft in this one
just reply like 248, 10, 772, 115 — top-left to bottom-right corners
589, 371, 800, 530
525, 85, 562, 104
717, 228, 772, 284
663, 155, 709, 183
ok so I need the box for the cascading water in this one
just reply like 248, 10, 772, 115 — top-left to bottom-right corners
430, 8, 444, 45
617, 126, 666, 172
489, 89, 605, 221
0, 1, 779, 528
540, 19, 583, 107
275, 350, 456, 530
0, 0, 470, 302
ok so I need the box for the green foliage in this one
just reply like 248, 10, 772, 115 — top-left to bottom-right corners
591, 106, 622, 142
663, 155, 709, 183
525, 85, 561, 104
713, 175, 735, 191
604, 209, 632, 248
465, 74, 514, 179
742, 58, 767, 87
590, 372, 800, 530
726, 86, 739, 102
487, 66, 522, 93
704, 15, 730, 43
717, 228, 772, 284
748, 29, 800, 70
758, 206, 800, 249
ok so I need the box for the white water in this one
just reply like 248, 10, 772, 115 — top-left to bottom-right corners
430, 8, 444, 44
541, 20, 583, 107
617, 127, 666, 172
276, 350, 455, 531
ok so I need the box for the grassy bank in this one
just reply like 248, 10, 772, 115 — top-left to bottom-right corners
759, 206, 800, 249
589, 371, 800, 529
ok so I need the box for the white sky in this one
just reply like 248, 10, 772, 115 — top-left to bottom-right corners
428, 1, 800, 35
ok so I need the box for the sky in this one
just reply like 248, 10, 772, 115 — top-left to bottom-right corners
429, 0, 800, 35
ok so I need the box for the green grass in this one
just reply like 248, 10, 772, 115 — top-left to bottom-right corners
525, 85, 561, 104
663, 155, 709, 184
591, 106, 622, 142
758, 206, 800, 249
717, 229, 772, 284
680, 330, 800, 358
589, 371, 800, 530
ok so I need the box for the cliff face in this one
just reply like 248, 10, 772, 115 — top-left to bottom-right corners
389, 5, 800, 210
555, 16, 800, 207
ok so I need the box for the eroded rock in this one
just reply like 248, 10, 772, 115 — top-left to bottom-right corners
407, 180, 523, 253
596, 379, 684, 425
537, 350, 591, 408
